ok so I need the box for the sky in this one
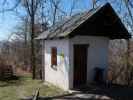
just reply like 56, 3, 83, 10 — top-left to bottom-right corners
0, 0, 22, 41
0, 0, 92, 41
0, 12, 19, 41
0, 0, 131, 41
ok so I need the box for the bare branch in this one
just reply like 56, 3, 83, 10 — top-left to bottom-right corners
0, 0, 21, 13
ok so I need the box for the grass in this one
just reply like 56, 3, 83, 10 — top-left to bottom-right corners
0, 74, 65, 100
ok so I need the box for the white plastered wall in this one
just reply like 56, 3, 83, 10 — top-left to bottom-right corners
44, 39, 70, 90
69, 36, 109, 89
44, 36, 109, 90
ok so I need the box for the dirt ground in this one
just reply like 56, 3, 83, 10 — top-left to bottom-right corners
36, 84, 133, 100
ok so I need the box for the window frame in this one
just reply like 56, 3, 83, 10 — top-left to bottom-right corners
51, 47, 57, 66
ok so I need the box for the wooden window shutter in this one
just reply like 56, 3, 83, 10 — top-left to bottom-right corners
51, 47, 57, 65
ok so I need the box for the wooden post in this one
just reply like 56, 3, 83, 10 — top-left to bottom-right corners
32, 88, 40, 100
41, 40, 45, 81
126, 38, 130, 86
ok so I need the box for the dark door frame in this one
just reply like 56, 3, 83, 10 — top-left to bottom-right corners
73, 44, 89, 88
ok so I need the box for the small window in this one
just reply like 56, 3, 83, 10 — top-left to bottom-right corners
51, 47, 57, 66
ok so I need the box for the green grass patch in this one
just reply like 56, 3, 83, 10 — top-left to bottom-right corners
0, 74, 65, 100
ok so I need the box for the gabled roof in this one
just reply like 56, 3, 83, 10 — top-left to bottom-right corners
36, 3, 131, 40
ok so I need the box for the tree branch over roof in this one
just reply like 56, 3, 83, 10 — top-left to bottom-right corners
0, 0, 21, 13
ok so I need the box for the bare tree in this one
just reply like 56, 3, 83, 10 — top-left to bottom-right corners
20, 0, 43, 79
91, 0, 101, 9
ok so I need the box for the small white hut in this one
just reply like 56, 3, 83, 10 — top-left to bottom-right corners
36, 3, 131, 90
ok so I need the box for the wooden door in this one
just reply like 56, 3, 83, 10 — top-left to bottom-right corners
73, 44, 88, 88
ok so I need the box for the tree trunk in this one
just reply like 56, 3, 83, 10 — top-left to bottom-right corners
24, 18, 28, 66
31, 0, 36, 79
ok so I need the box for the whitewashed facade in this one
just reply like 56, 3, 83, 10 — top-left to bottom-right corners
44, 36, 109, 90
44, 39, 70, 90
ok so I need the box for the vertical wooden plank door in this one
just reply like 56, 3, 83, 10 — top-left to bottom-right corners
73, 44, 88, 88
